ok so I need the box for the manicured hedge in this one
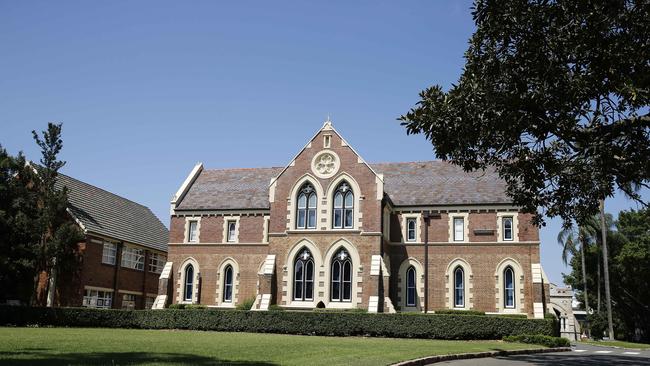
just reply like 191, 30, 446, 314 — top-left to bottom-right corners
503, 334, 571, 348
0, 306, 557, 340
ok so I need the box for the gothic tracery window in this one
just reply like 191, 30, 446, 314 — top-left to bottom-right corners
454, 266, 465, 308
333, 181, 354, 229
331, 248, 352, 302
504, 266, 515, 308
293, 248, 314, 301
297, 183, 317, 229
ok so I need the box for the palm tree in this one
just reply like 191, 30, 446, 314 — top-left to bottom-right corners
557, 222, 597, 313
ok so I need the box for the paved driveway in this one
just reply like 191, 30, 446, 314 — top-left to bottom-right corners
437, 344, 650, 365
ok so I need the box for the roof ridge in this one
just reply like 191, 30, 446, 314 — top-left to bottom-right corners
203, 166, 283, 172
369, 160, 442, 165
58, 173, 154, 211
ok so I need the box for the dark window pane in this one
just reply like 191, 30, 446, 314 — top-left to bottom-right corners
343, 261, 351, 281
345, 209, 353, 228
334, 209, 342, 228
332, 282, 340, 300
343, 282, 351, 301
305, 281, 313, 299
308, 209, 316, 228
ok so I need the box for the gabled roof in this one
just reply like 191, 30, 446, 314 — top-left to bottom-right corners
372, 161, 511, 206
173, 160, 511, 211
174, 167, 283, 211
55, 174, 169, 252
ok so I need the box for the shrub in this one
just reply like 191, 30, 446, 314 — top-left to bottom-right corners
268, 304, 284, 312
236, 298, 255, 311
434, 309, 485, 316
503, 334, 571, 348
167, 304, 207, 310
0, 305, 556, 340
167, 304, 185, 309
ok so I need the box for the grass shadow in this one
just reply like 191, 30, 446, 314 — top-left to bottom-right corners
0, 351, 279, 365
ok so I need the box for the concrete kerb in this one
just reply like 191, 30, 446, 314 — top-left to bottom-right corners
391, 347, 572, 366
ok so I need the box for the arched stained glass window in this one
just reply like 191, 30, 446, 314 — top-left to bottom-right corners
454, 266, 464, 308
331, 248, 352, 302
183, 264, 194, 302
406, 265, 416, 307
297, 183, 317, 229
293, 248, 314, 301
333, 182, 354, 229
504, 266, 515, 308
223, 265, 233, 303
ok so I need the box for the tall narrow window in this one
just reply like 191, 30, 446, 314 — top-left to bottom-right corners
227, 221, 236, 242
223, 265, 233, 303
406, 218, 417, 242
503, 217, 513, 241
188, 221, 198, 242
453, 218, 464, 241
331, 248, 352, 302
406, 266, 416, 307
504, 266, 515, 308
293, 249, 314, 301
296, 183, 317, 229
333, 182, 354, 229
183, 264, 194, 302
102, 242, 117, 265
454, 266, 464, 307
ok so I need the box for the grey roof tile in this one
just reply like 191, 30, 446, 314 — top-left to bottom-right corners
175, 167, 283, 210
55, 174, 169, 252
174, 161, 511, 210
371, 161, 511, 206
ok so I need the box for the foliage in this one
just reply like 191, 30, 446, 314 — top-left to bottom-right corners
564, 208, 650, 342
503, 334, 571, 348
434, 309, 485, 316
235, 297, 255, 311
0, 148, 40, 303
0, 327, 545, 366
399, 0, 650, 227
30, 123, 84, 304
0, 306, 557, 339
168, 304, 207, 310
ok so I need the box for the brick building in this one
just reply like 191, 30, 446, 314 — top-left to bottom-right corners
39, 174, 169, 310
156, 121, 551, 317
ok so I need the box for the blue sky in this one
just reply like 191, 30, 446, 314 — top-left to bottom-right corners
1, 1, 646, 285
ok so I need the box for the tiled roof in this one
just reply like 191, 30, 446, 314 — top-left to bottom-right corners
55, 174, 169, 252
174, 161, 511, 210
175, 167, 283, 211
371, 161, 511, 206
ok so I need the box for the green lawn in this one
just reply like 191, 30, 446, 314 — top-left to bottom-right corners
0, 327, 542, 366
580, 339, 650, 350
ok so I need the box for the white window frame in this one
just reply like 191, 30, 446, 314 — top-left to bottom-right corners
121, 246, 145, 271
502, 217, 513, 241
83, 288, 113, 309
188, 221, 198, 243
122, 293, 136, 309
149, 252, 167, 274
406, 218, 417, 242
401, 213, 421, 243
497, 212, 519, 243
222, 217, 240, 243
101, 241, 117, 265
227, 221, 236, 242
448, 213, 469, 243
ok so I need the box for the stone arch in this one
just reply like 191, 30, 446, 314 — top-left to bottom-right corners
494, 258, 525, 313
177, 257, 200, 304
325, 172, 363, 230
283, 239, 323, 307
398, 257, 424, 311
287, 174, 325, 230
445, 258, 473, 310
323, 238, 362, 309
215, 257, 240, 307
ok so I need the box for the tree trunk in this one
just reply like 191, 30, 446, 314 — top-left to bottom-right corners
600, 199, 615, 340
46, 258, 57, 307
580, 231, 589, 313
597, 251, 601, 314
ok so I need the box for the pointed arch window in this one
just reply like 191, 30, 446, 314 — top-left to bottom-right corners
223, 265, 233, 303
331, 248, 352, 302
406, 265, 416, 307
293, 248, 314, 301
333, 182, 354, 229
183, 264, 194, 302
297, 183, 317, 229
504, 266, 515, 308
454, 266, 464, 308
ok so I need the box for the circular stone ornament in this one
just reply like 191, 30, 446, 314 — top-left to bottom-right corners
311, 150, 340, 179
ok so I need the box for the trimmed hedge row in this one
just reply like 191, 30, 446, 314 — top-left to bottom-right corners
503, 334, 571, 348
0, 306, 557, 340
